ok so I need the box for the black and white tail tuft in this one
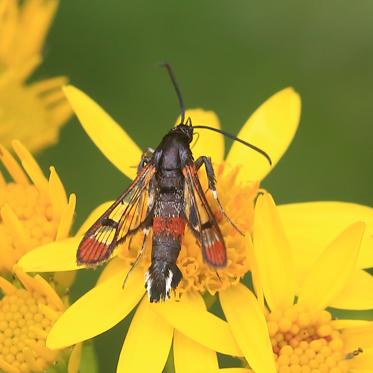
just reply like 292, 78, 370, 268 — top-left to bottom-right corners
145, 261, 182, 302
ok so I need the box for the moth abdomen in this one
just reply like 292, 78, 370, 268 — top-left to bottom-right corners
145, 260, 182, 302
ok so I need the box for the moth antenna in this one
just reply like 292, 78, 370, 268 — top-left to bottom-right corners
160, 62, 186, 124
192, 125, 272, 165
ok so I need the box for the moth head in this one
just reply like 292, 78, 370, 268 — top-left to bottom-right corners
174, 117, 193, 143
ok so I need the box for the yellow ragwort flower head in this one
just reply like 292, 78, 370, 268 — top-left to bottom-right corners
267, 305, 361, 372
17, 86, 373, 372
219, 193, 373, 373
0, 140, 76, 273
0, 0, 72, 152
114, 161, 259, 298
0, 267, 65, 373
59, 85, 301, 298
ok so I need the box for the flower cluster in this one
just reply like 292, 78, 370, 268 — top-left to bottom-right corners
0, 140, 75, 274
1, 0, 372, 372
0, 0, 71, 152
0, 268, 65, 372
18, 85, 373, 372
0, 4, 77, 362
115, 161, 258, 298
220, 193, 373, 373
0, 139, 80, 372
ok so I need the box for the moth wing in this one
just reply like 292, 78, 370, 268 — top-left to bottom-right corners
183, 163, 227, 267
77, 163, 156, 265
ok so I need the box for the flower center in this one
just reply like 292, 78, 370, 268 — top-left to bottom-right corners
266, 305, 354, 372
118, 162, 259, 297
0, 183, 57, 272
0, 285, 62, 373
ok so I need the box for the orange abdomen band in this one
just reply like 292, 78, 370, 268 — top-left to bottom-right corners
153, 216, 186, 238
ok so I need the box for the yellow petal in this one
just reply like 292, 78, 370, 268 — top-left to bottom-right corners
349, 350, 373, 370
0, 144, 29, 185
67, 343, 82, 373
297, 222, 365, 310
0, 170, 6, 186
253, 193, 295, 311
12, 266, 35, 292
56, 193, 76, 240
18, 236, 83, 272
63, 85, 142, 180
47, 264, 145, 348
218, 370, 252, 373
176, 109, 224, 163
278, 202, 373, 278
174, 330, 218, 373
97, 257, 128, 285
331, 320, 370, 330
246, 235, 264, 309
117, 298, 173, 373
328, 270, 373, 310
48, 166, 67, 218
53, 270, 76, 289
77, 201, 114, 236
151, 292, 242, 356
33, 274, 64, 311
226, 87, 301, 182
343, 323, 373, 351
0, 277, 17, 294
219, 283, 276, 373
12, 140, 48, 192
1, 204, 31, 251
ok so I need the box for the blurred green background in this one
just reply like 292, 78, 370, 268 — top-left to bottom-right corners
32, 0, 372, 371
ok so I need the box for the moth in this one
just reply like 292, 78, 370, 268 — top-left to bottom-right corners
77, 64, 271, 302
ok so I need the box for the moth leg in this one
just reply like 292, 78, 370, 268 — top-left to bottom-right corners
194, 156, 244, 236
122, 227, 151, 289
195, 156, 216, 190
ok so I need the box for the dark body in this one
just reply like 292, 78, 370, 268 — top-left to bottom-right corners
77, 124, 227, 302
146, 131, 192, 301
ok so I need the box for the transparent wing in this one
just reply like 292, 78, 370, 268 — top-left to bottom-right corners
77, 163, 156, 265
183, 163, 227, 267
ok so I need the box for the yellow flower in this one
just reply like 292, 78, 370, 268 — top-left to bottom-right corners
20, 84, 302, 294
0, 143, 80, 372
278, 201, 373, 310
0, 140, 76, 282
0, 267, 80, 373
0, 0, 72, 152
220, 193, 372, 372
18, 85, 373, 372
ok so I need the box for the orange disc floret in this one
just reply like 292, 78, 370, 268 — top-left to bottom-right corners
118, 162, 259, 298
266, 305, 365, 372
0, 268, 65, 373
